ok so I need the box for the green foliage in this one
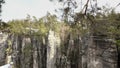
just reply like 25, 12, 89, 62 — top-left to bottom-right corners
7, 14, 66, 36
116, 40, 120, 45
1, 9, 119, 41
6, 40, 12, 55
105, 10, 120, 37
23, 44, 33, 55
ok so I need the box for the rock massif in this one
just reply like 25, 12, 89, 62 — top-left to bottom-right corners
0, 30, 118, 68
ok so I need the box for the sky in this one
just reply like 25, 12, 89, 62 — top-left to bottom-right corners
1, 0, 120, 22
2, 0, 56, 22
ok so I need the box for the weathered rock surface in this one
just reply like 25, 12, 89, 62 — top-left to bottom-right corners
0, 32, 118, 68
0, 34, 8, 66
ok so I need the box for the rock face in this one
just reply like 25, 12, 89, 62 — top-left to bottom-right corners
0, 32, 119, 68
47, 30, 61, 68
86, 35, 117, 68
11, 35, 47, 68
0, 34, 8, 66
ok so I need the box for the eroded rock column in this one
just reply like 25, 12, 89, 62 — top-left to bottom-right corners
47, 30, 61, 68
